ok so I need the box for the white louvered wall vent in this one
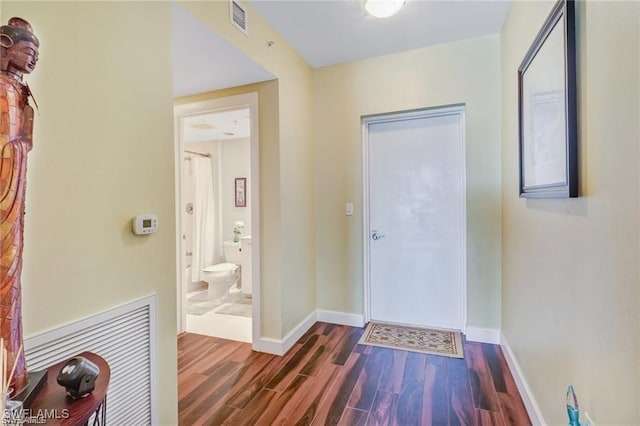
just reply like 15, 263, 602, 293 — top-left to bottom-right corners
230, 0, 249, 36
24, 295, 157, 425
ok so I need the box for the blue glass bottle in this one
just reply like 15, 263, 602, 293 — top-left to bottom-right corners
566, 385, 580, 426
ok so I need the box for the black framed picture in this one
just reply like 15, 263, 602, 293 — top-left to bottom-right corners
235, 177, 246, 207
518, 0, 578, 198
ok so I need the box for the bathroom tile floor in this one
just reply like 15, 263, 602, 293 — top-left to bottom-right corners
185, 290, 252, 343
186, 310, 252, 342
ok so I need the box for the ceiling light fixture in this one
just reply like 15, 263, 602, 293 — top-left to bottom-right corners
364, 0, 405, 18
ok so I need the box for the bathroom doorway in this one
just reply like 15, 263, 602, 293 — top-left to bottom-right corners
174, 93, 260, 344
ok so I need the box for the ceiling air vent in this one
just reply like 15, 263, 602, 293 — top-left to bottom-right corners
230, 0, 249, 36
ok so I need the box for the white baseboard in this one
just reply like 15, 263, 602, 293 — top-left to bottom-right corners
316, 310, 365, 327
252, 310, 317, 356
252, 337, 285, 355
465, 326, 501, 344
281, 311, 318, 354
252, 310, 365, 355
500, 332, 546, 425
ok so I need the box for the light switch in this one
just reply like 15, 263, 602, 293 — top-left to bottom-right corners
345, 203, 354, 216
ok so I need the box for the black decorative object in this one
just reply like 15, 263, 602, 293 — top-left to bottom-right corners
14, 370, 47, 408
56, 356, 100, 399
518, 0, 578, 198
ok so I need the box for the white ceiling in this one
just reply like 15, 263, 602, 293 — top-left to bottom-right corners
248, 0, 511, 68
172, 0, 511, 137
182, 108, 251, 143
172, 4, 274, 98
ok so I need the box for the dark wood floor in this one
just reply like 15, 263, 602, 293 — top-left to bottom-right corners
178, 322, 530, 425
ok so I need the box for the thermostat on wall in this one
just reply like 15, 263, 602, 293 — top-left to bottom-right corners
133, 214, 158, 235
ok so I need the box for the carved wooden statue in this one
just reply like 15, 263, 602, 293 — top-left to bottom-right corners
0, 17, 39, 395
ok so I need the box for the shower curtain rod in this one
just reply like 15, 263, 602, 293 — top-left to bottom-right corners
184, 150, 212, 158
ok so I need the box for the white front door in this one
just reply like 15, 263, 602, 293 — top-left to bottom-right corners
365, 107, 466, 330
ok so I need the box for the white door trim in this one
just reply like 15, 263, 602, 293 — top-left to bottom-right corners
173, 92, 261, 346
362, 105, 467, 332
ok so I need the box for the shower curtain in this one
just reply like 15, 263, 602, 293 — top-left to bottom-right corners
191, 156, 216, 282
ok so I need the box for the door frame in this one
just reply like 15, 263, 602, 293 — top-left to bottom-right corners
362, 105, 467, 332
174, 92, 261, 346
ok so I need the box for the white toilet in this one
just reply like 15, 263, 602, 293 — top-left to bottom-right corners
202, 241, 241, 300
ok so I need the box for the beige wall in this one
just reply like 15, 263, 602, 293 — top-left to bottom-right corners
502, 1, 640, 423
220, 138, 252, 242
313, 36, 503, 329
178, 1, 316, 337
2, 2, 178, 424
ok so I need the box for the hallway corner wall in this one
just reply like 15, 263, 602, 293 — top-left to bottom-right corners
179, 1, 317, 340
501, 1, 640, 423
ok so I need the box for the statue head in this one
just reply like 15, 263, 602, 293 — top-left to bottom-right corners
0, 17, 39, 77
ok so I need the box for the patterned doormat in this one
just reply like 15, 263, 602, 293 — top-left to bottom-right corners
358, 322, 464, 358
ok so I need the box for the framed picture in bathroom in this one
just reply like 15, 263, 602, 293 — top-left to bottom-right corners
235, 177, 247, 207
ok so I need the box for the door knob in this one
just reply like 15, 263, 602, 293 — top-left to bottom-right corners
371, 230, 385, 241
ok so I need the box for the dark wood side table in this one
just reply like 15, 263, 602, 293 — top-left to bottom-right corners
25, 352, 110, 425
